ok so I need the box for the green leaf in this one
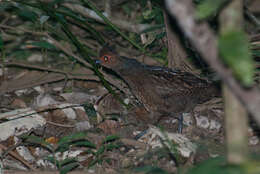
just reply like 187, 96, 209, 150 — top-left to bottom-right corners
133, 166, 169, 174
0, 2, 13, 11
58, 7, 85, 22
105, 143, 120, 151
196, 0, 226, 19
83, 103, 97, 118
102, 135, 120, 144
55, 13, 67, 24
122, 4, 132, 16
16, 8, 38, 22
56, 132, 87, 152
59, 158, 77, 167
60, 162, 79, 174
187, 157, 244, 174
9, 50, 32, 60
219, 30, 254, 86
73, 140, 96, 149
243, 160, 260, 174
50, 0, 66, 6
45, 156, 60, 168
58, 132, 86, 145
96, 145, 105, 156
56, 143, 70, 153
88, 158, 100, 167
252, 50, 260, 57
85, 149, 95, 155
30, 41, 56, 50
21, 135, 53, 151
142, 10, 155, 20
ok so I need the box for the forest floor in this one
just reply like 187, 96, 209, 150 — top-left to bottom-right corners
1, 56, 260, 174
1, 0, 260, 173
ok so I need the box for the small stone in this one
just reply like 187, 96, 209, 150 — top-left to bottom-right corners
124, 98, 130, 105
88, 169, 95, 173
53, 87, 63, 92
33, 93, 58, 107
249, 136, 259, 145
61, 92, 98, 104
16, 146, 35, 163
15, 89, 28, 96
33, 86, 44, 93
171, 119, 178, 124
11, 98, 27, 108
248, 127, 254, 137
209, 120, 221, 131
36, 159, 55, 169
28, 54, 43, 62
183, 113, 193, 126
58, 103, 76, 119
196, 116, 209, 129
75, 121, 92, 131
138, 126, 197, 158
0, 68, 8, 76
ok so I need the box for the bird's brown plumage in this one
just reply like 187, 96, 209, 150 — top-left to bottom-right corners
97, 46, 219, 123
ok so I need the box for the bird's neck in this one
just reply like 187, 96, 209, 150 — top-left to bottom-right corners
114, 57, 143, 74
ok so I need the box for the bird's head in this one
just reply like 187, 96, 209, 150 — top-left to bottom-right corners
96, 46, 121, 70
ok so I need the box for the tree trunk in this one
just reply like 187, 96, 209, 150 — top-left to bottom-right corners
220, 0, 249, 164
163, 11, 196, 73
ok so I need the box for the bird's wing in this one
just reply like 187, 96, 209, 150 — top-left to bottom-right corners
147, 68, 210, 97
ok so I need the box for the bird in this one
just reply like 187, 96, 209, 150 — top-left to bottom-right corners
96, 46, 219, 132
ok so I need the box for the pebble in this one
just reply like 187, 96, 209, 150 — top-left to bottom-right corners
195, 116, 210, 129
183, 113, 193, 126
209, 120, 221, 131
28, 54, 43, 62
249, 136, 259, 145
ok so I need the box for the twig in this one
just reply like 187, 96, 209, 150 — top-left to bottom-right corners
120, 138, 147, 150
3, 62, 69, 75
45, 33, 93, 69
80, 0, 145, 53
46, 121, 75, 128
0, 144, 36, 171
0, 62, 98, 94
0, 103, 84, 120
63, 3, 157, 34
245, 7, 260, 27
0, 129, 33, 159
0, 24, 46, 36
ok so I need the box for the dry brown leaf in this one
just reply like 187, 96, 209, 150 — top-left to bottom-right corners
97, 120, 120, 134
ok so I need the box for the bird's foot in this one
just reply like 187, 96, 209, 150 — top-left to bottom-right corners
177, 114, 184, 134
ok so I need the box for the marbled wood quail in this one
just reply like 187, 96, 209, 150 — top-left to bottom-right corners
96, 46, 219, 132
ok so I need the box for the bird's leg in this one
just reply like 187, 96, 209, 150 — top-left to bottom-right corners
191, 111, 197, 127
134, 129, 148, 140
155, 112, 184, 133
177, 114, 184, 133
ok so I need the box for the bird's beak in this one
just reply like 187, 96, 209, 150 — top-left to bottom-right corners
95, 60, 101, 64
95, 59, 102, 69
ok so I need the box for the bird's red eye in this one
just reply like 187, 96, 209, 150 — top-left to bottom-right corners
103, 55, 110, 62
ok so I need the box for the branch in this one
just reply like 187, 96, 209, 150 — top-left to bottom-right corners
165, 0, 260, 126
63, 3, 158, 34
